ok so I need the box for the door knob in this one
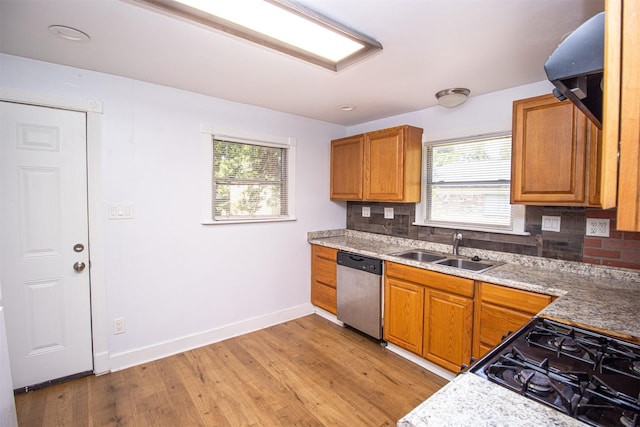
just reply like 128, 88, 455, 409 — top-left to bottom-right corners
73, 261, 86, 272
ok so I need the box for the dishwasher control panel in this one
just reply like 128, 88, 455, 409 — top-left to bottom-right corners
336, 251, 383, 275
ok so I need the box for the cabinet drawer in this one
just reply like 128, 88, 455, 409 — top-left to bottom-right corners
480, 282, 552, 314
386, 262, 474, 298
311, 283, 336, 315
312, 244, 338, 261
478, 302, 532, 348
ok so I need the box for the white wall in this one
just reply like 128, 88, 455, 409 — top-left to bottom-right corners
347, 81, 555, 140
0, 53, 347, 369
0, 52, 557, 372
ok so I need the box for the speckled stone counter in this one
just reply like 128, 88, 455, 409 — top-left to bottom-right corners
307, 229, 640, 427
397, 374, 585, 427
308, 229, 640, 341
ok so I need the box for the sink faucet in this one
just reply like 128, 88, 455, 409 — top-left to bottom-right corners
452, 232, 463, 256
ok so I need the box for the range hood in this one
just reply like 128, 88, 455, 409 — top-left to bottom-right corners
544, 12, 604, 128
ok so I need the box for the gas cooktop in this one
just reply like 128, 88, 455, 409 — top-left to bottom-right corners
471, 318, 640, 427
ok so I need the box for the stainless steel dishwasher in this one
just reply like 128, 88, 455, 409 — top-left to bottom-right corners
336, 251, 383, 339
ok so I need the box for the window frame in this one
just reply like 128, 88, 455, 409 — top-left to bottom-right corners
415, 132, 528, 236
201, 124, 296, 225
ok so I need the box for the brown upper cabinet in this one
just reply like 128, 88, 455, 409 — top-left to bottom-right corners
330, 125, 423, 202
604, 0, 640, 231
511, 94, 602, 207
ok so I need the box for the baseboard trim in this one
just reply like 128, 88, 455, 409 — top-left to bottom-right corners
312, 306, 344, 326
109, 303, 315, 372
385, 343, 456, 381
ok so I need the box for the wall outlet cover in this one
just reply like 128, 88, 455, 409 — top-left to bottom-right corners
384, 207, 394, 219
586, 218, 610, 237
362, 206, 371, 218
113, 318, 126, 335
541, 215, 561, 232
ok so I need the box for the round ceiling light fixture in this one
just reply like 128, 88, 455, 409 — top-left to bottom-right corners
48, 25, 91, 42
338, 104, 356, 112
435, 88, 471, 108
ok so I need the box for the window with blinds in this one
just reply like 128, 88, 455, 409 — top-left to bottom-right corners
212, 138, 289, 221
423, 133, 523, 232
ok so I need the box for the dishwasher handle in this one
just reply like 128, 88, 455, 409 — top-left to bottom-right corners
336, 251, 383, 275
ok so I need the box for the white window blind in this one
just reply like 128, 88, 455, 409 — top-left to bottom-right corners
212, 138, 289, 221
424, 134, 519, 231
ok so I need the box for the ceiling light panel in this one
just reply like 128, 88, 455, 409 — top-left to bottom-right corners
128, 0, 382, 71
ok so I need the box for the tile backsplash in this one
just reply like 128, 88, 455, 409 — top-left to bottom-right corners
346, 202, 640, 269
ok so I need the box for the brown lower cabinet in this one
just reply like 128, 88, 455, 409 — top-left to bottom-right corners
310, 244, 555, 373
384, 262, 474, 372
473, 282, 554, 359
310, 244, 338, 314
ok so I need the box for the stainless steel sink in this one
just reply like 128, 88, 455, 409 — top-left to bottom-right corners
434, 258, 496, 273
392, 250, 447, 263
391, 250, 500, 273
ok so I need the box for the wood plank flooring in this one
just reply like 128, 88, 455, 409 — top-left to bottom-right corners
15, 314, 448, 426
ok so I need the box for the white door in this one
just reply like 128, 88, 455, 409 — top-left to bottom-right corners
0, 101, 93, 390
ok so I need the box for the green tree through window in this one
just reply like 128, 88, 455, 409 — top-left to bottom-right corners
213, 138, 288, 219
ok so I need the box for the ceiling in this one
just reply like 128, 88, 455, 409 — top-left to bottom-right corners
0, 0, 604, 126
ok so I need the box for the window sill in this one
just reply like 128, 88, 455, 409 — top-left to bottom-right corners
413, 221, 531, 236
202, 217, 297, 225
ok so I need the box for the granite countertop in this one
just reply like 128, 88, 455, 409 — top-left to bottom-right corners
397, 374, 585, 427
308, 229, 640, 341
307, 229, 640, 427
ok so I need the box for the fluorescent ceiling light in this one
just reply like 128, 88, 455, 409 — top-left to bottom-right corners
129, 0, 382, 71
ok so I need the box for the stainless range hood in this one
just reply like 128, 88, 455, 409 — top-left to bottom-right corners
544, 12, 604, 128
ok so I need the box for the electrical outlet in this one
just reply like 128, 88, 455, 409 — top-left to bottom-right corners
113, 318, 126, 335
541, 215, 561, 232
362, 206, 371, 217
586, 218, 610, 237
384, 207, 394, 219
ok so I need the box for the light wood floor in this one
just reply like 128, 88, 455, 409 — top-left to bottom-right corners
15, 314, 448, 426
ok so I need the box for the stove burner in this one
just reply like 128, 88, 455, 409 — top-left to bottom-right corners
474, 318, 640, 427
620, 411, 638, 427
517, 369, 553, 394
550, 336, 580, 353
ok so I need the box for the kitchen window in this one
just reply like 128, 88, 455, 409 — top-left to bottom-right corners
416, 133, 527, 235
201, 125, 296, 224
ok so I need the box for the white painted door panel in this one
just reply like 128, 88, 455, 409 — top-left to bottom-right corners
0, 101, 93, 389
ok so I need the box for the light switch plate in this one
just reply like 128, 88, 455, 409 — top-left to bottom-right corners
384, 207, 394, 219
541, 215, 561, 232
586, 218, 610, 237
108, 204, 134, 220
362, 206, 371, 218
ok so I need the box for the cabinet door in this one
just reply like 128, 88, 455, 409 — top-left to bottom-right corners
423, 290, 473, 372
475, 302, 532, 357
384, 277, 424, 354
615, 0, 640, 230
511, 94, 589, 205
473, 282, 553, 358
310, 245, 338, 314
330, 135, 364, 200
364, 127, 406, 201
